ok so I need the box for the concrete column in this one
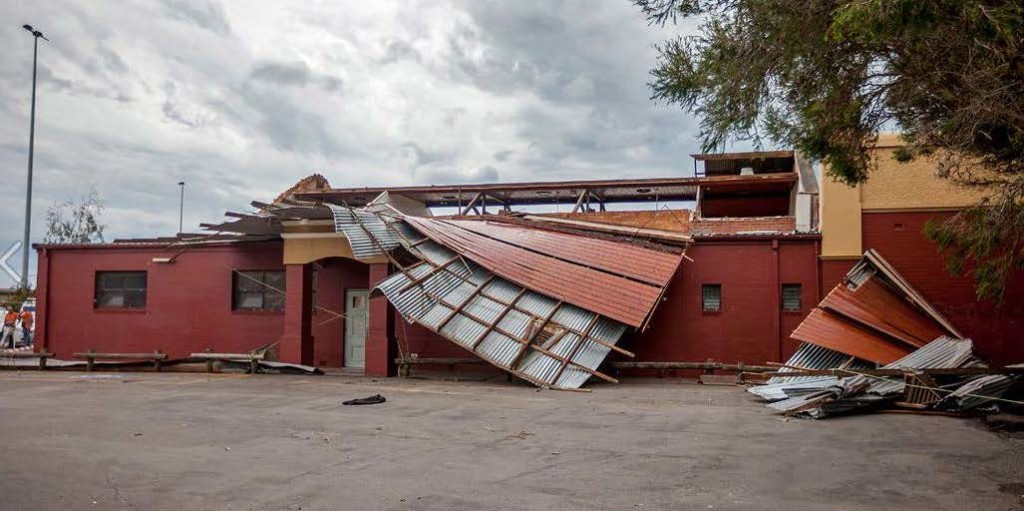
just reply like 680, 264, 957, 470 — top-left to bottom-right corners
365, 263, 395, 377
280, 263, 313, 365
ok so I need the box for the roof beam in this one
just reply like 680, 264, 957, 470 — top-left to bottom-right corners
459, 193, 482, 216
571, 189, 589, 214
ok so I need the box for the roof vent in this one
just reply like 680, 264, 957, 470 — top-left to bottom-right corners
636, 188, 652, 194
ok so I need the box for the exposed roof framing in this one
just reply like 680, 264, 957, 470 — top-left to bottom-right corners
296, 173, 797, 208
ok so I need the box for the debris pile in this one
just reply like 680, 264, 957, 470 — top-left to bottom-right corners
748, 250, 1020, 418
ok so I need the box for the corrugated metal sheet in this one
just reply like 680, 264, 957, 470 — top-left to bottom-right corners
823, 276, 946, 349
857, 249, 963, 338
790, 250, 963, 365
938, 374, 1017, 410
856, 336, 979, 397
447, 219, 681, 286
403, 216, 680, 328
790, 308, 914, 365
766, 337, 992, 417
748, 343, 872, 401
376, 236, 627, 389
326, 204, 402, 260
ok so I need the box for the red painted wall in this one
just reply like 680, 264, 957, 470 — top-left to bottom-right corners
37, 242, 287, 360
310, 257, 368, 368
628, 238, 820, 366
860, 211, 1024, 365
32, 236, 823, 372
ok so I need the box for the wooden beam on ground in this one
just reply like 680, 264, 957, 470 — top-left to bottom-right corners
612, 361, 776, 372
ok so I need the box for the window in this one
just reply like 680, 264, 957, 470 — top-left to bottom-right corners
702, 284, 721, 313
233, 271, 286, 311
95, 271, 147, 309
782, 284, 802, 312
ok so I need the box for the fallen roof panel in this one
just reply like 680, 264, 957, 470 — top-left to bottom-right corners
444, 219, 682, 286
789, 250, 963, 364
790, 308, 915, 365
403, 216, 679, 328
819, 277, 944, 350
376, 239, 629, 389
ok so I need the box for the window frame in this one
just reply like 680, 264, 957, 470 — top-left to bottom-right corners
232, 270, 286, 312
781, 283, 802, 313
701, 284, 722, 314
94, 271, 148, 310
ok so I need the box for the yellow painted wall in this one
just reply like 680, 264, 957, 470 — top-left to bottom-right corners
283, 236, 385, 265
820, 176, 862, 258
861, 134, 989, 210
820, 133, 992, 258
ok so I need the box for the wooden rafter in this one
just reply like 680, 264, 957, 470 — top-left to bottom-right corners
571, 189, 589, 213
459, 192, 483, 216
397, 256, 463, 294
435, 275, 495, 333
469, 288, 527, 350
510, 301, 562, 370
549, 315, 601, 385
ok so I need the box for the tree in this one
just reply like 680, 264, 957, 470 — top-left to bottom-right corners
634, 0, 1024, 301
44, 186, 106, 244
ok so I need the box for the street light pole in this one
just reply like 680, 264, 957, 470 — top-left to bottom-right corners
178, 181, 185, 234
21, 24, 48, 289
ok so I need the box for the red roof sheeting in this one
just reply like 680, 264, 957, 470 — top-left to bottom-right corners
403, 217, 683, 328
790, 251, 962, 365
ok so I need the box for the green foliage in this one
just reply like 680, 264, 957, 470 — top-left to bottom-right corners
634, 0, 1024, 301
44, 186, 106, 245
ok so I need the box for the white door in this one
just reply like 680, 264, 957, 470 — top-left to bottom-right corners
344, 289, 369, 368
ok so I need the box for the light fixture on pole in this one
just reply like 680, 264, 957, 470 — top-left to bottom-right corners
20, 24, 48, 288
178, 181, 185, 234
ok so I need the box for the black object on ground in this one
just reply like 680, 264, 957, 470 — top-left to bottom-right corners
343, 394, 386, 406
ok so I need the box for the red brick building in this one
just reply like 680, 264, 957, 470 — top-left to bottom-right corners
31, 145, 1024, 377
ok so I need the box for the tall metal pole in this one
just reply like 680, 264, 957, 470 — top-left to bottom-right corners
178, 181, 185, 234
20, 31, 40, 288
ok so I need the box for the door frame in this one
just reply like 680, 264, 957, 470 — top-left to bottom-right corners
344, 288, 369, 369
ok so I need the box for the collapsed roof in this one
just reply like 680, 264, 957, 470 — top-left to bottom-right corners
204, 189, 687, 389
790, 249, 962, 365
749, 250, 1017, 418
341, 206, 685, 389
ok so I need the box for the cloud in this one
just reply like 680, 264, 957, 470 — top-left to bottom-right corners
163, 0, 231, 35
0, 0, 706, 287
249, 60, 343, 92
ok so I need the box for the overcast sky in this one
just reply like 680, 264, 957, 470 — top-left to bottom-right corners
0, 0, 706, 286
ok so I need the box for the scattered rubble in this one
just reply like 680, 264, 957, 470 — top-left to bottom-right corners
747, 251, 1021, 419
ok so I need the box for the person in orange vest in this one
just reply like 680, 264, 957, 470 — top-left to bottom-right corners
19, 309, 33, 347
1, 306, 16, 349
